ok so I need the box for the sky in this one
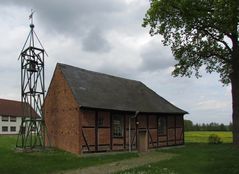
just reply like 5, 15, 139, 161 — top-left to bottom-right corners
0, 0, 232, 124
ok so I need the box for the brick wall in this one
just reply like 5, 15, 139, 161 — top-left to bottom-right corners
81, 110, 96, 152
81, 110, 111, 152
44, 66, 81, 154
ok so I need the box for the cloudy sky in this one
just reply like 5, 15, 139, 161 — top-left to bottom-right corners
0, 0, 232, 124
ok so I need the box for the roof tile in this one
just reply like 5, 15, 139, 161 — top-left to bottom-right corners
58, 63, 187, 114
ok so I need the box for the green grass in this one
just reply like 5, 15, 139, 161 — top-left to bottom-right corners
118, 143, 239, 174
117, 131, 239, 174
1, 132, 237, 174
185, 131, 232, 143
0, 136, 138, 174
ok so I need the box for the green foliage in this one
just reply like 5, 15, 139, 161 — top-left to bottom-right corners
184, 119, 193, 131
208, 134, 223, 144
0, 136, 138, 174
184, 120, 232, 131
143, 0, 239, 84
185, 131, 232, 143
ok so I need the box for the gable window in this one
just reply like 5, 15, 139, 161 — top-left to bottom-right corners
10, 126, 16, 132
2, 116, 8, 122
10, 117, 16, 122
158, 116, 166, 135
113, 114, 124, 137
2, 126, 8, 132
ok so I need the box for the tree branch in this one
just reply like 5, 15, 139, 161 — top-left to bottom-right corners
202, 29, 232, 54
204, 52, 232, 64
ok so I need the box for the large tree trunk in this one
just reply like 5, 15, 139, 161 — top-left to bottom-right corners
231, 72, 239, 145
231, 34, 239, 145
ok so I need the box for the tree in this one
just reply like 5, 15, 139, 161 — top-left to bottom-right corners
219, 123, 226, 131
229, 122, 233, 131
143, 0, 239, 144
184, 119, 193, 131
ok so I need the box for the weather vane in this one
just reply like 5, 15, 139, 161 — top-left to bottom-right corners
29, 9, 35, 25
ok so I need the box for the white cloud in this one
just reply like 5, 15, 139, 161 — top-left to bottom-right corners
0, 1, 232, 124
195, 100, 230, 110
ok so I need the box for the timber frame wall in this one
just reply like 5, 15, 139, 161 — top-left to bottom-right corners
80, 109, 184, 153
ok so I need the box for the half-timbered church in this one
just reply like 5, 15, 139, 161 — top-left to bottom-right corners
45, 63, 187, 154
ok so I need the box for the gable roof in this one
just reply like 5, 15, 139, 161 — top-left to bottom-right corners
57, 63, 187, 114
0, 98, 39, 118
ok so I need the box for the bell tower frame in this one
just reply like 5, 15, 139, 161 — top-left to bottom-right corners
16, 11, 47, 150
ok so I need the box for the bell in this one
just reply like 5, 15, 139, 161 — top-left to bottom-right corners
27, 60, 38, 72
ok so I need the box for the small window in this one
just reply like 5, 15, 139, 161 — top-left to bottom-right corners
10, 126, 16, 132
113, 115, 124, 137
98, 115, 104, 127
2, 116, 8, 122
2, 126, 8, 132
158, 117, 166, 135
10, 117, 16, 122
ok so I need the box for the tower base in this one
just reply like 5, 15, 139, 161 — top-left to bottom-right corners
16, 118, 45, 149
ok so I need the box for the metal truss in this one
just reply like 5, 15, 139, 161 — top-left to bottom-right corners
16, 15, 47, 150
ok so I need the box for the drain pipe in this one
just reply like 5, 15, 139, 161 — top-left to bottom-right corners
129, 111, 139, 152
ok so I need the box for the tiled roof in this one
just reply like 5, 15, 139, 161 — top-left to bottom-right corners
0, 98, 39, 118
58, 63, 187, 114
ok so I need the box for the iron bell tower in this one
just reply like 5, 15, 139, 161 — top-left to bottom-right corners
16, 11, 47, 150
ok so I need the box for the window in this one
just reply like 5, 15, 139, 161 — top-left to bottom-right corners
98, 115, 104, 127
10, 117, 16, 122
2, 126, 8, 132
158, 117, 166, 135
10, 126, 16, 132
1, 116, 8, 122
113, 115, 124, 137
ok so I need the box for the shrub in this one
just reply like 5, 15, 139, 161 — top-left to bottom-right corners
208, 134, 223, 144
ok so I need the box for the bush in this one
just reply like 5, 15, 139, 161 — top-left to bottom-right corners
208, 134, 223, 144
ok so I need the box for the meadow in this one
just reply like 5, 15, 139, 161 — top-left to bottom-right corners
117, 143, 239, 174
185, 131, 232, 143
0, 136, 138, 174
117, 131, 238, 174
0, 131, 238, 174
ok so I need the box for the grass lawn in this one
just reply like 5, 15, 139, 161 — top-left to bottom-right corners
0, 136, 138, 174
117, 131, 239, 174
117, 143, 239, 174
1, 131, 238, 174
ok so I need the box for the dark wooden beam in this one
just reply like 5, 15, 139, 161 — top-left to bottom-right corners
123, 114, 126, 149
157, 115, 159, 147
95, 111, 98, 151
147, 115, 149, 147
135, 115, 138, 149
166, 116, 168, 146
174, 115, 176, 145
110, 113, 112, 150
82, 129, 90, 151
